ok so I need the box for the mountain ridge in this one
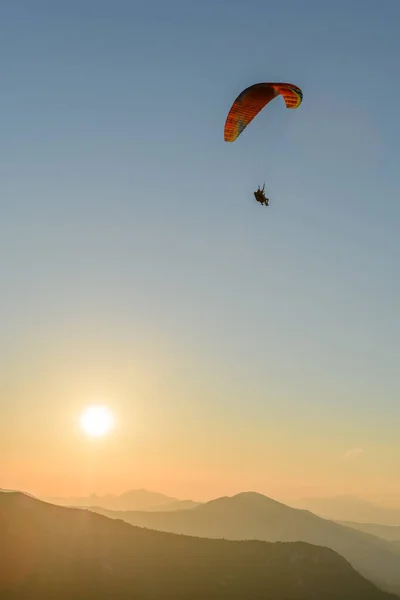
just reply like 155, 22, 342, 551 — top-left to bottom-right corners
90, 491, 400, 594
290, 496, 400, 526
338, 521, 400, 542
0, 491, 397, 600
47, 488, 199, 512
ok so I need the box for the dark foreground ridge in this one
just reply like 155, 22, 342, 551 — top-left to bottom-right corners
0, 492, 397, 600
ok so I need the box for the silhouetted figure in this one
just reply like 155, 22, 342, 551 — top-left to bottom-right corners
254, 184, 269, 206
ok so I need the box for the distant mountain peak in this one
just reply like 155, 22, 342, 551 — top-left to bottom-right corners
230, 491, 283, 502
198, 491, 293, 513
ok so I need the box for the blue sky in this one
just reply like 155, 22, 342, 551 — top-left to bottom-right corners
1, 0, 399, 498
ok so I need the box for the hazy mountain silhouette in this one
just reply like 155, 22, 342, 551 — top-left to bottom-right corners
0, 492, 397, 600
365, 494, 400, 510
92, 491, 400, 594
339, 521, 400, 542
291, 496, 400, 526
0, 488, 38, 498
48, 488, 199, 512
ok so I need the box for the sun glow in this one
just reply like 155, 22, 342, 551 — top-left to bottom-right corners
79, 405, 114, 438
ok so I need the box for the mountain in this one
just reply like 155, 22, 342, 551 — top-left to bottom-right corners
339, 521, 400, 542
91, 491, 400, 594
290, 496, 400, 526
0, 488, 37, 498
366, 493, 400, 510
47, 488, 199, 512
1, 493, 396, 600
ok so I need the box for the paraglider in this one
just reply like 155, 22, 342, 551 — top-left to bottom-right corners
254, 184, 269, 206
224, 81, 303, 206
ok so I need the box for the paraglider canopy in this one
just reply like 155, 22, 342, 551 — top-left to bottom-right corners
224, 82, 303, 142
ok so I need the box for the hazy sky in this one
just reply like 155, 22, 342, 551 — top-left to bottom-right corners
1, 0, 399, 503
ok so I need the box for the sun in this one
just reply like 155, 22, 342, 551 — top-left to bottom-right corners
79, 405, 114, 438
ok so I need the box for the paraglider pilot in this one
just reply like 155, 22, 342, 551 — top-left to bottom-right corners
254, 184, 269, 206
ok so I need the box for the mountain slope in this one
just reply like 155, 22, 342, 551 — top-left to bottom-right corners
48, 488, 199, 512
0, 492, 395, 600
92, 491, 400, 593
290, 496, 400, 526
339, 521, 400, 542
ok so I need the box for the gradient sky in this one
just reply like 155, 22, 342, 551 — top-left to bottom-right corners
1, 0, 399, 503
